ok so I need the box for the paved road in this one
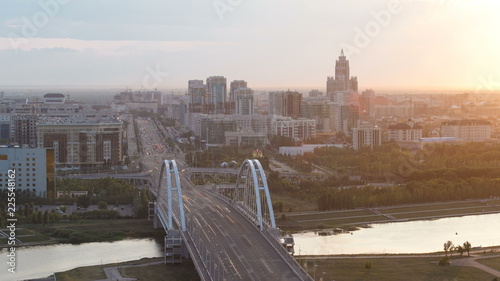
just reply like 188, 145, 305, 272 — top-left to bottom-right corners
173, 177, 307, 280
451, 254, 500, 277
137, 117, 310, 280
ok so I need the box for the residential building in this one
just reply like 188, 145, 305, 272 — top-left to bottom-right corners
206, 76, 227, 114
36, 118, 124, 167
269, 91, 302, 119
353, 126, 382, 150
234, 88, 254, 115
269, 115, 316, 141
229, 80, 247, 103
441, 119, 492, 141
0, 147, 55, 198
388, 119, 423, 141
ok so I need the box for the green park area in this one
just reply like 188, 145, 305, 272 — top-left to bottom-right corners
301, 254, 500, 281
56, 258, 200, 281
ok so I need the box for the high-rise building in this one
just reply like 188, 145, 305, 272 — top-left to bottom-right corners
12, 114, 38, 147
326, 49, 358, 97
359, 89, 376, 118
340, 104, 360, 136
353, 126, 381, 150
269, 91, 302, 119
0, 114, 10, 141
188, 80, 208, 114
36, 118, 124, 167
234, 88, 254, 115
206, 76, 227, 114
301, 100, 330, 132
230, 80, 247, 102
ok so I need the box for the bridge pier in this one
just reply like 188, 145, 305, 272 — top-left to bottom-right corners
164, 230, 190, 263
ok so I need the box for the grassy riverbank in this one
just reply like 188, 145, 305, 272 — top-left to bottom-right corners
0, 219, 164, 246
302, 256, 497, 281
277, 198, 500, 231
55, 257, 200, 281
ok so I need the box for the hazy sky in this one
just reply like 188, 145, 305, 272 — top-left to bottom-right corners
1, 0, 499, 92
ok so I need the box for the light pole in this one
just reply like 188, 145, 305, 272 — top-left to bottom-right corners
313, 260, 317, 281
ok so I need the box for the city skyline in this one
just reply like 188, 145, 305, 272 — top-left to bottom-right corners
1, 1, 500, 92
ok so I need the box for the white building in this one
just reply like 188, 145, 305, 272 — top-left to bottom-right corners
388, 119, 423, 141
279, 144, 343, 156
441, 119, 492, 142
269, 115, 316, 141
353, 127, 381, 150
0, 147, 54, 197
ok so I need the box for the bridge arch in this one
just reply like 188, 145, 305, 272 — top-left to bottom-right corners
234, 159, 276, 231
156, 159, 186, 232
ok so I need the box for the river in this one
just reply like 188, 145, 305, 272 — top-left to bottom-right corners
0, 238, 162, 280
294, 213, 500, 255
2, 214, 499, 279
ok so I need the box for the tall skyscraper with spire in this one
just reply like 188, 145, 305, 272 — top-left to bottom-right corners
326, 49, 358, 99
326, 49, 360, 136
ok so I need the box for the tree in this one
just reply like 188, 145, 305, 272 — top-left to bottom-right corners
463, 241, 472, 257
444, 240, 453, 257
77, 195, 90, 208
98, 201, 108, 210
456, 245, 464, 256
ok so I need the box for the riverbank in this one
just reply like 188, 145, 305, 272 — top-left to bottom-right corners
55, 257, 200, 281
277, 198, 500, 232
0, 219, 164, 247
299, 246, 500, 281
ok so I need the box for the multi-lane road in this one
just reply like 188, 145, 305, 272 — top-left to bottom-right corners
136, 117, 309, 280
175, 176, 306, 280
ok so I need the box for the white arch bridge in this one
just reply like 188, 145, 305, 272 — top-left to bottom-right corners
154, 159, 312, 281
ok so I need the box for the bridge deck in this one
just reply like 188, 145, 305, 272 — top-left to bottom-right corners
170, 176, 307, 280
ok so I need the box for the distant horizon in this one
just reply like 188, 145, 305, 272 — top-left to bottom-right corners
0, 85, 494, 96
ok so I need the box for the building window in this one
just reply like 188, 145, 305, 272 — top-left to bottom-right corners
32, 158, 35, 161
32, 168, 36, 171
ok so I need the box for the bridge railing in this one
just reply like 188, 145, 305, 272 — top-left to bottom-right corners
207, 185, 313, 281
262, 228, 314, 281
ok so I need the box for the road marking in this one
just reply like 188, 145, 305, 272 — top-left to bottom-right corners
260, 258, 274, 274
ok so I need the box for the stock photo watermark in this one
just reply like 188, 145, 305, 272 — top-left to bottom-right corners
7, 0, 72, 50
475, 73, 500, 94
340, 0, 456, 57
6, 169, 17, 274
340, 0, 402, 57
213, 0, 244, 21
132, 64, 170, 91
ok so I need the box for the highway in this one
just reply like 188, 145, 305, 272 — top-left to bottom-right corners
174, 176, 305, 280
136, 117, 309, 280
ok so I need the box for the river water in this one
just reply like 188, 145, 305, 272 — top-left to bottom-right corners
0, 238, 162, 280
294, 213, 500, 255
1, 214, 499, 279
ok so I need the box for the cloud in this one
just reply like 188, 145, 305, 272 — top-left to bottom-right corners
0, 37, 224, 55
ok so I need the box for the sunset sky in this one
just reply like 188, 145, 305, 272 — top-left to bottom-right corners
1, 0, 499, 92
